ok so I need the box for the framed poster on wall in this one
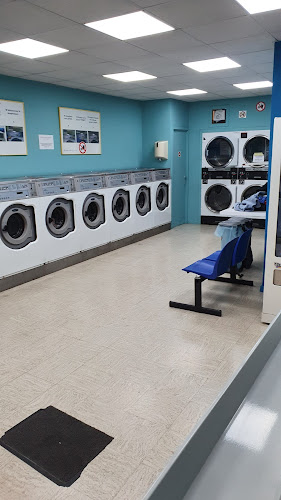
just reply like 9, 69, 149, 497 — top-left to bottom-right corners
59, 107, 101, 155
0, 99, 27, 155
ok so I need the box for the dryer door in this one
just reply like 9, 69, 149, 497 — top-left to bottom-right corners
156, 183, 169, 211
205, 184, 232, 212
112, 189, 130, 222
0, 204, 36, 249
46, 198, 74, 238
206, 137, 234, 168
136, 186, 151, 216
241, 185, 262, 201
83, 193, 105, 229
243, 136, 269, 164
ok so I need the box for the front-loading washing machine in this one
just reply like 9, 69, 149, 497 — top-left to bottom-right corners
72, 174, 110, 252
151, 169, 171, 228
201, 168, 237, 223
34, 176, 80, 264
0, 180, 45, 279
202, 132, 239, 170
105, 172, 134, 242
130, 170, 154, 234
239, 130, 270, 168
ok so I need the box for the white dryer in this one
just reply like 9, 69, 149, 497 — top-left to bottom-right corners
0, 180, 45, 279
201, 168, 237, 223
34, 176, 80, 264
239, 130, 270, 168
151, 169, 171, 228
72, 174, 110, 252
236, 168, 268, 203
105, 172, 134, 242
130, 170, 154, 234
202, 132, 239, 170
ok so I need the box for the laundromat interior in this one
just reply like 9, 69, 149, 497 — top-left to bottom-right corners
2, 1, 281, 499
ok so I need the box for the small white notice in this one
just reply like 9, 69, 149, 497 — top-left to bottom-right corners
239, 110, 247, 119
253, 152, 264, 164
39, 134, 54, 150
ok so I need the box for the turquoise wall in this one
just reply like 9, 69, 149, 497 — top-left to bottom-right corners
0, 73, 272, 226
187, 95, 272, 223
0, 75, 143, 179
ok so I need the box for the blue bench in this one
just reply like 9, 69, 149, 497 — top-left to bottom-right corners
169, 229, 253, 317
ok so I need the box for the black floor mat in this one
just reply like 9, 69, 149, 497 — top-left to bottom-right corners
0, 406, 113, 487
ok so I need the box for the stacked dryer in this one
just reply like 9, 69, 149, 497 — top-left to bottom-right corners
0, 179, 44, 279
237, 130, 269, 207
150, 169, 171, 228
72, 174, 109, 251
201, 132, 239, 223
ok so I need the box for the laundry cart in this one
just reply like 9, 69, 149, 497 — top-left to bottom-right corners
144, 311, 281, 500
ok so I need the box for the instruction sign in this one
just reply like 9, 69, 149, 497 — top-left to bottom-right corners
59, 107, 101, 155
39, 134, 54, 150
0, 99, 27, 156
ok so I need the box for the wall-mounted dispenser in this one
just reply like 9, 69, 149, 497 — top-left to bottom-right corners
155, 141, 168, 161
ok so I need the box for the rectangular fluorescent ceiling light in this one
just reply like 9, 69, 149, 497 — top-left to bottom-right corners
234, 81, 273, 89
167, 89, 207, 96
103, 71, 156, 82
85, 11, 174, 40
184, 57, 240, 73
0, 38, 68, 59
235, 0, 281, 14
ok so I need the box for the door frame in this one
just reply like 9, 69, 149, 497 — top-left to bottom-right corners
173, 128, 188, 226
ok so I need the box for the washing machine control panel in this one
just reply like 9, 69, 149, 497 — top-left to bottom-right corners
73, 175, 105, 192
0, 181, 33, 201
34, 177, 72, 196
238, 168, 268, 183
202, 168, 209, 184
230, 167, 238, 184
150, 169, 170, 181
130, 171, 152, 184
105, 173, 131, 187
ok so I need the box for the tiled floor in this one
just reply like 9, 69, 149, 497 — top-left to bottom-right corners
0, 224, 267, 500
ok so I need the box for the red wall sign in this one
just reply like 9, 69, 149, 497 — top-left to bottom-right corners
256, 101, 266, 112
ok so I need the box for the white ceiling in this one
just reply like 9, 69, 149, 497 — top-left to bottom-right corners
0, 0, 277, 101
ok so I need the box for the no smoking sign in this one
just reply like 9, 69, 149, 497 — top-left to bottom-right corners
79, 141, 87, 154
256, 101, 266, 112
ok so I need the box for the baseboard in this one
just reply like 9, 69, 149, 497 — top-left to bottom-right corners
0, 223, 171, 293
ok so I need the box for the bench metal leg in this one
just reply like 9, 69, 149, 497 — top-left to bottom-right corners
215, 267, 253, 286
169, 276, 222, 317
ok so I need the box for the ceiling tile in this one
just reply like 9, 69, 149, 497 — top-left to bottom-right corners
132, 0, 169, 5
252, 11, 281, 34
79, 41, 150, 61
86, 61, 131, 75
0, 67, 29, 77
36, 51, 106, 71
0, 0, 76, 35
21, 73, 64, 83
0, 59, 61, 73
27, 0, 138, 24
185, 16, 265, 45
35, 68, 99, 81
113, 54, 164, 69
34, 26, 112, 51
129, 30, 201, 52
248, 62, 274, 75
146, 0, 247, 29
234, 49, 274, 66
0, 27, 24, 43
162, 45, 223, 63
135, 61, 188, 77
211, 34, 275, 56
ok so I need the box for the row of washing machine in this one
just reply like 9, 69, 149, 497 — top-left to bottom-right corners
201, 129, 269, 222
0, 168, 171, 280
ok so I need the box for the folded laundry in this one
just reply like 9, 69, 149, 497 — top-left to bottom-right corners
234, 191, 267, 212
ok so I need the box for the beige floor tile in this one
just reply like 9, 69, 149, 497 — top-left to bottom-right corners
0, 224, 266, 500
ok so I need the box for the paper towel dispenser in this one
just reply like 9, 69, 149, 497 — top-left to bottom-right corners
155, 141, 168, 161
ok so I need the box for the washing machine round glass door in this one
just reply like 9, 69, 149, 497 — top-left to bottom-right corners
46, 198, 74, 238
241, 185, 263, 201
156, 183, 169, 211
243, 135, 269, 163
112, 189, 130, 222
136, 186, 151, 216
205, 184, 232, 212
206, 137, 234, 168
83, 193, 105, 229
0, 204, 36, 249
